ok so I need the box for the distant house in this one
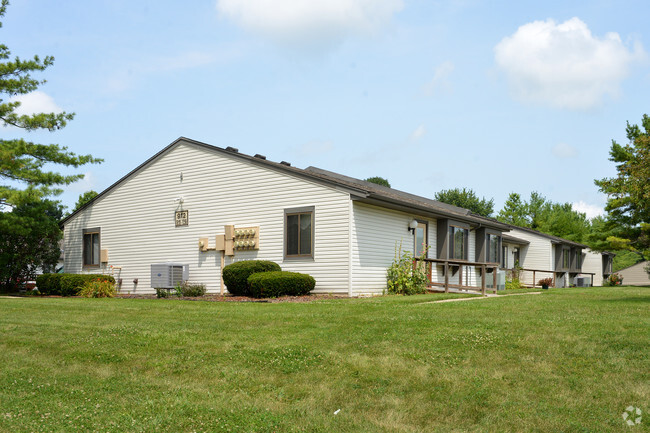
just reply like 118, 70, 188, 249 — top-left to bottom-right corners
61, 137, 513, 296
616, 261, 650, 286
500, 225, 613, 287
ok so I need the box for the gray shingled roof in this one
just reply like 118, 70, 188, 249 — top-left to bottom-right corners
61, 137, 509, 230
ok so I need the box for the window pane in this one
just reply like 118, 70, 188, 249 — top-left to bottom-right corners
92, 234, 100, 265
454, 228, 465, 259
415, 226, 425, 257
300, 213, 312, 255
287, 214, 299, 255
83, 234, 92, 265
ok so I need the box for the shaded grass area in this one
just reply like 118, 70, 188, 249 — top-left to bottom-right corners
1, 287, 649, 432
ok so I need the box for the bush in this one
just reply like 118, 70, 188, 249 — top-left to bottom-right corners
538, 277, 553, 288
79, 279, 116, 298
247, 271, 315, 298
155, 288, 171, 298
604, 273, 623, 286
38, 273, 116, 296
505, 278, 523, 290
175, 281, 207, 297
222, 260, 281, 296
36, 273, 64, 295
386, 244, 428, 295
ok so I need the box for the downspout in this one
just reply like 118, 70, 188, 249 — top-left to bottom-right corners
348, 197, 353, 297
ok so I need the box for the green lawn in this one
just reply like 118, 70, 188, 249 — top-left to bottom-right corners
1, 287, 648, 432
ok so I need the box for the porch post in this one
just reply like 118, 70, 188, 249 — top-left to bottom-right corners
493, 266, 497, 293
481, 265, 486, 296
444, 261, 449, 293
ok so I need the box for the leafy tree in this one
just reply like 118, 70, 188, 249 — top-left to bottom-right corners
364, 176, 391, 188
0, 0, 101, 209
612, 250, 644, 272
0, 199, 62, 289
595, 114, 650, 263
497, 192, 590, 243
497, 193, 528, 226
434, 187, 494, 217
73, 190, 98, 212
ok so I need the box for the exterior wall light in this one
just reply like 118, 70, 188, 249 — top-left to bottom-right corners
408, 219, 418, 234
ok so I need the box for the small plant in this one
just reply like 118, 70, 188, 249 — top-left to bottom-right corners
155, 288, 170, 298
604, 273, 623, 286
79, 279, 116, 298
386, 242, 428, 295
538, 277, 553, 288
505, 278, 523, 290
175, 281, 207, 297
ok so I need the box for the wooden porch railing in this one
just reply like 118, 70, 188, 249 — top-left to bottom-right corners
506, 268, 596, 288
414, 258, 499, 296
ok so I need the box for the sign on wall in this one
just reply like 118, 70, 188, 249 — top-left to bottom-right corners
175, 210, 189, 227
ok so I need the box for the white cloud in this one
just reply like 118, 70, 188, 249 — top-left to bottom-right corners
216, 0, 403, 49
9, 91, 64, 115
422, 61, 454, 95
552, 142, 578, 158
572, 200, 604, 219
410, 124, 426, 141
494, 17, 645, 109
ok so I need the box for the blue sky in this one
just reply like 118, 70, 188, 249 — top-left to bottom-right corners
2, 0, 649, 218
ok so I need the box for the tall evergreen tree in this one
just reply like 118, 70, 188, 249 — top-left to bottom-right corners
594, 114, 650, 262
0, 0, 101, 209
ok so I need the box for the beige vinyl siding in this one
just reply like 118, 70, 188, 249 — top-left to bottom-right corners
581, 249, 604, 286
64, 141, 351, 294
507, 228, 555, 286
350, 202, 438, 295
617, 261, 650, 286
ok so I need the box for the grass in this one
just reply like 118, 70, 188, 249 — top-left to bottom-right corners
0, 287, 648, 432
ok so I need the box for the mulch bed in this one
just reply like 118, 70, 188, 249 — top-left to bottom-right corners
114, 293, 346, 303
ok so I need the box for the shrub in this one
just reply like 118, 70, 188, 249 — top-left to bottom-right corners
604, 273, 623, 286
155, 288, 170, 298
505, 278, 523, 290
222, 260, 281, 296
79, 279, 116, 298
538, 277, 553, 288
36, 273, 64, 295
55, 274, 116, 296
176, 281, 205, 297
247, 271, 315, 298
386, 243, 428, 295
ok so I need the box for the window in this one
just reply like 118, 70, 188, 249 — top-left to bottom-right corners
285, 207, 314, 258
415, 221, 428, 257
83, 228, 100, 266
574, 250, 581, 268
563, 248, 570, 268
486, 234, 500, 263
449, 226, 468, 260
501, 246, 508, 269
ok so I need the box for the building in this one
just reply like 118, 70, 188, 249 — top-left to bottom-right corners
616, 261, 650, 286
61, 137, 511, 296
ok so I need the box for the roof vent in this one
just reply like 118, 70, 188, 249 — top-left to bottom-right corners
225, 146, 239, 153
254, 154, 267, 160
280, 161, 291, 166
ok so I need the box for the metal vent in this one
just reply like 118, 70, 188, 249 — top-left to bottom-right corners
225, 146, 239, 153
150, 263, 189, 288
254, 154, 266, 160
280, 161, 291, 166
